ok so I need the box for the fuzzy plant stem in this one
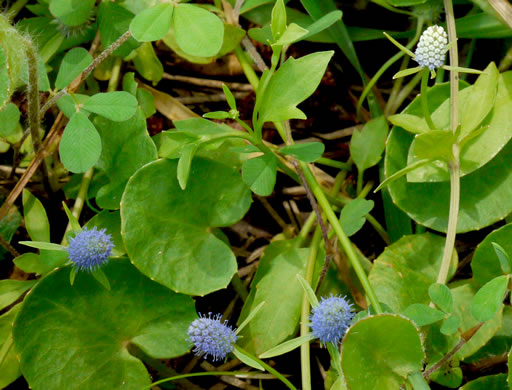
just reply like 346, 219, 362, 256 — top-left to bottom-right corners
420, 68, 436, 129
300, 162, 382, 313
437, 0, 461, 285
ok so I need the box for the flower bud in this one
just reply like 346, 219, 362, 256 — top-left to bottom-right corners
67, 227, 113, 271
188, 313, 238, 361
414, 25, 448, 70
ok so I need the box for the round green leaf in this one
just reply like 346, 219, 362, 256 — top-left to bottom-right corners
129, 3, 174, 42
83, 91, 138, 122
472, 223, 512, 287
440, 314, 460, 335
173, 4, 224, 57
472, 275, 508, 322
49, 0, 95, 27
59, 112, 102, 173
13, 259, 196, 390
121, 158, 252, 295
55, 47, 93, 90
369, 233, 457, 313
341, 314, 424, 390
385, 80, 512, 233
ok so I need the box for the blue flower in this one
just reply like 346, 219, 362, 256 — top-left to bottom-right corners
310, 295, 354, 345
67, 227, 113, 272
188, 313, 238, 361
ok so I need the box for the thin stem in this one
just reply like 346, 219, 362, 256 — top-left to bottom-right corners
357, 18, 423, 117
234, 46, 260, 90
147, 370, 265, 389
436, 152, 460, 284
356, 169, 363, 195
316, 157, 351, 170
424, 322, 484, 378
41, 31, 133, 117
7, 0, 28, 18
235, 346, 298, 390
436, 0, 461, 285
300, 228, 322, 390
300, 162, 382, 313
444, 0, 459, 133
420, 68, 435, 129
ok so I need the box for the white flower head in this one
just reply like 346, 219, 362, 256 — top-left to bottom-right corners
414, 25, 448, 70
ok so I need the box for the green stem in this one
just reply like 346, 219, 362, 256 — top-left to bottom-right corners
388, 70, 422, 115
234, 46, 260, 90
300, 228, 322, 390
299, 162, 382, 313
420, 68, 435, 129
107, 57, 123, 92
436, 0, 461, 285
236, 346, 298, 390
317, 157, 351, 170
7, 0, 28, 18
297, 212, 317, 245
147, 371, 265, 389
408, 371, 431, 390
356, 18, 423, 117
326, 343, 343, 377
356, 169, 363, 195
436, 152, 460, 284
61, 168, 94, 245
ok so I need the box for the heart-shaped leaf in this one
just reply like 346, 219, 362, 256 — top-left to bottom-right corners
13, 260, 196, 390
55, 47, 93, 90
121, 158, 251, 295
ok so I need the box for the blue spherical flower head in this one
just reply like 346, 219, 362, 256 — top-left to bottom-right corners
310, 295, 354, 346
67, 227, 113, 272
188, 313, 238, 361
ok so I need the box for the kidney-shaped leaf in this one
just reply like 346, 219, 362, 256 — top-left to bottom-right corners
121, 158, 252, 295
258, 51, 333, 123
173, 4, 224, 57
385, 79, 512, 233
369, 233, 456, 313
341, 314, 424, 390
13, 259, 196, 390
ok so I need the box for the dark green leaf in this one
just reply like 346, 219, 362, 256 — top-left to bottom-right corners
341, 314, 424, 390
121, 158, 251, 295
460, 374, 508, 390
0, 280, 36, 311
13, 260, 197, 390
98, 2, 140, 58
0, 305, 21, 388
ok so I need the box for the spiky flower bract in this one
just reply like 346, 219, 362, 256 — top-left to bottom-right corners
67, 227, 113, 272
188, 313, 238, 361
414, 25, 448, 70
310, 295, 354, 345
